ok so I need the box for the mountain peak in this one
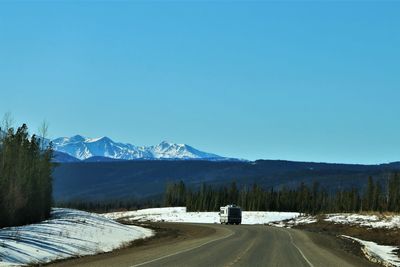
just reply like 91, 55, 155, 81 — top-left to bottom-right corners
69, 135, 86, 142
158, 140, 176, 147
86, 136, 112, 143
51, 135, 227, 161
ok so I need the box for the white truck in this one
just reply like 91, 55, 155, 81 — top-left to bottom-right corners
219, 205, 242, 225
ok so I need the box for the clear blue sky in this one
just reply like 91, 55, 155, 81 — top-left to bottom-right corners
0, 1, 399, 164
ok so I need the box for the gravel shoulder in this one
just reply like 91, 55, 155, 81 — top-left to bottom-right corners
284, 227, 378, 267
295, 219, 400, 259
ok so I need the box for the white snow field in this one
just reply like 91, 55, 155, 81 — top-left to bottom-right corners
104, 207, 300, 225
342, 235, 400, 267
0, 208, 153, 266
325, 213, 400, 229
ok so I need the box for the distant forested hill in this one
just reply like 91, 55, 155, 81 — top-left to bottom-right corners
52, 160, 400, 202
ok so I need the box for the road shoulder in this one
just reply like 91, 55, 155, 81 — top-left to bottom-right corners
47, 222, 233, 267
278, 227, 379, 267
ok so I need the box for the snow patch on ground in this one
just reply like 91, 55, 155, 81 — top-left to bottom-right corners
268, 215, 318, 228
325, 214, 400, 229
342, 235, 400, 267
242, 211, 301, 225
104, 207, 300, 225
0, 208, 153, 266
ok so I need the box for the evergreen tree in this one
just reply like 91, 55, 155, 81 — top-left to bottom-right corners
0, 124, 53, 227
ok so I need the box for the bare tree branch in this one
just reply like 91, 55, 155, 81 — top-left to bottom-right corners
1, 112, 14, 131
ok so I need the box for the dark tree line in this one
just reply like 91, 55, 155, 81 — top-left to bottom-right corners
164, 174, 400, 214
55, 174, 400, 214
0, 124, 53, 227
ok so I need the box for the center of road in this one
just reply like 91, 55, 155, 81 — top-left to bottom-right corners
224, 238, 256, 267
130, 227, 235, 267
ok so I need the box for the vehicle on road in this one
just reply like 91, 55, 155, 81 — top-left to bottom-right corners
219, 205, 242, 225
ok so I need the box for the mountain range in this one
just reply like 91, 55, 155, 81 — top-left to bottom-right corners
51, 135, 227, 162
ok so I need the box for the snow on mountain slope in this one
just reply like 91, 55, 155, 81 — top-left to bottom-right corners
148, 141, 221, 159
52, 135, 224, 161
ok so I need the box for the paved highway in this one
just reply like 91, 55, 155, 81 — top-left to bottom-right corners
50, 223, 378, 267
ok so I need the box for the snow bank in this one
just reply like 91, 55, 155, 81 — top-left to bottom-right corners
269, 215, 318, 228
242, 211, 301, 225
104, 207, 299, 225
0, 208, 153, 266
342, 235, 400, 267
326, 214, 400, 229
270, 213, 400, 229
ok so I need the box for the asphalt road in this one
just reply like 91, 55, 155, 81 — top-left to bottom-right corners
50, 223, 378, 267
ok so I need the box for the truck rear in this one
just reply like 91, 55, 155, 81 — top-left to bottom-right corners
219, 205, 242, 225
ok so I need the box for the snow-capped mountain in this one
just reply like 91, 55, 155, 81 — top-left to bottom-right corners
51, 135, 224, 161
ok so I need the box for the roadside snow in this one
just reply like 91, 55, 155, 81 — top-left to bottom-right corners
268, 215, 318, 228
0, 263, 19, 267
104, 207, 299, 225
242, 211, 301, 225
0, 208, 153, 266
342, 235, 400, 267
326, 214, 400, 229
269, 212, 400, 229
